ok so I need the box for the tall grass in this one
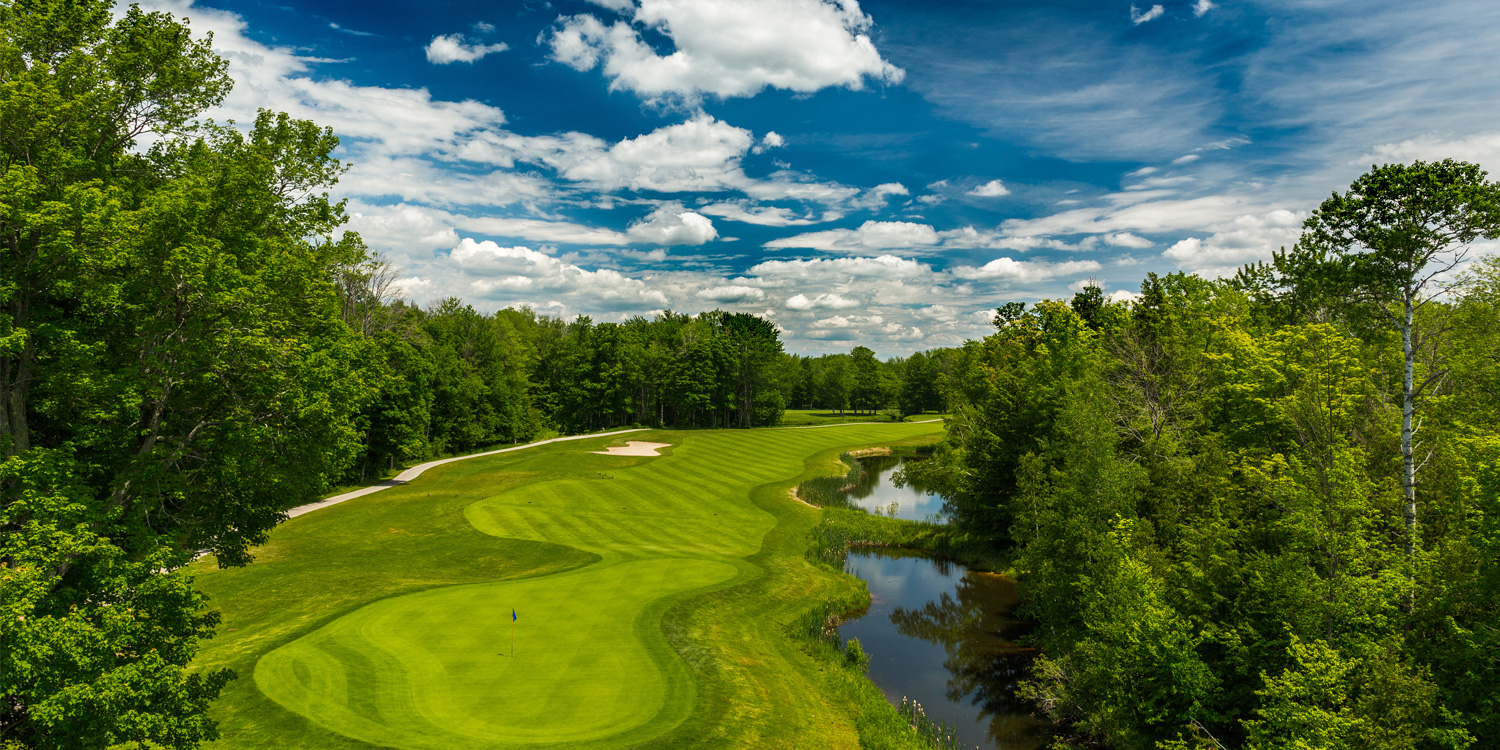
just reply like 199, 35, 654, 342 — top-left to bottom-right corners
897, 697, 970, 750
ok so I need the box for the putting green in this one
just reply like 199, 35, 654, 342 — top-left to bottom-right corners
210, 423, 943, 748
256, 558, 736, 749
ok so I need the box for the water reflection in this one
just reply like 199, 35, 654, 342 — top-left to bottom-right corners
846, 455, 950, 523
842, 551, 1053, 750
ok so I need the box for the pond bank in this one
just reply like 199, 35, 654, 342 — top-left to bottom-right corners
797, 446, 1052, 749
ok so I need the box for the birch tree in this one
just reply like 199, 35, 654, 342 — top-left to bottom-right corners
1277, 160, 1500, 560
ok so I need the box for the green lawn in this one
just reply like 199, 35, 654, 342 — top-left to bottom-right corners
192, 423, 944, 749
777, 409, 949, 426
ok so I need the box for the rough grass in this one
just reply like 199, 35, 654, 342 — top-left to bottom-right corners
191, 422, 945, 749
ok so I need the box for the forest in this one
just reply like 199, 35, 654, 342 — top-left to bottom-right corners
7, 0, 1499, 748
323, 267, 955, 482
910, 161, 1500, 749
0, 4, 944, 744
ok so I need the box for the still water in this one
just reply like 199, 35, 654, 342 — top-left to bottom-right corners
845, 455, 950, 522
838, 458, 1053, 749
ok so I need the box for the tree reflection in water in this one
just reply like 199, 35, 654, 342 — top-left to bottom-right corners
846, 455, 951, 522
888, 564, 1054, 749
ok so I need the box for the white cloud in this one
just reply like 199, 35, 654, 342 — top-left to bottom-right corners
968, 179, 1010, 197
451, 238, 670, 305
344, 203, 459, 257
849, 182, 910, 209
1131, 4, 1165, 24
1002, 194, 1258, 238
753, 131, 787, 154
785, 293, 861, 310
393, 276, 431, 297
1359, 132, 1500, 171
551, 115, 753, 192
1101, 232, 1154, 249
425, 34, 509, 64
1192, 0, 1215, 18
546, 0, 904, 101
749, 255, 928, 281
697, 285, 766, 303
696, 201, 830, 226
626, 204, 719, 245
1171, 154, 1201, 165
765, 220, 939, 253
501, 115, 859, 205
1160, 209, 1306, 275
951, 258, 1103, 283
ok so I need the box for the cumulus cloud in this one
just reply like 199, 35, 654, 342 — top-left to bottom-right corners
849, 182, 910, 209
786, 293, 861, 310
753, 131, 787, 154
550, 115, 753, 192
1160, 209, 1306, 276
545, 0, 904, 100
451, 238, 669, 305
756, 256, 930, 282
344, 202, 460, 256
626, 204, 719, 245
1130, 4, 1165, 24
765, 220, 939, 253
749, 254, 929, 281
951, 258, 1103, 283
1192, 0, 1216, 17
697, 285, 766, 303
425, 33, 509, 64
968, 179, 1010, 197
490, 115, 860, 205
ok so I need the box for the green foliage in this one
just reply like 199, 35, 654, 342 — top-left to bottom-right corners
843, 637, 870, 669
929, 165, 1500, 748
0, 0, 374, 744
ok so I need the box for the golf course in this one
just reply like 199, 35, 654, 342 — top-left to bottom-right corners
190, 422, 945, 749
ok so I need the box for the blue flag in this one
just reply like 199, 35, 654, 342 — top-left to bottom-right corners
511, 608, 517, 622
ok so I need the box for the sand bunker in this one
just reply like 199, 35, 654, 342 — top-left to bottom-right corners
591, 441, 671, 457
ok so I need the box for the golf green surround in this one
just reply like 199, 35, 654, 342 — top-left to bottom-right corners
193, 423, 944, 748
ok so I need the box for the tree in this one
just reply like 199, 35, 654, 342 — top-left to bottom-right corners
2, 1, 370, 745
1277, 160, 1500, 560
899, 351, 939, 416
849, 345, 881, 414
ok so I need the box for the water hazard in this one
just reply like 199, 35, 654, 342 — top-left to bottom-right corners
845, 454, 950, 522
839, 457, 1053, 749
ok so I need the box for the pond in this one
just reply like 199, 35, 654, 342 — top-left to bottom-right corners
846, 454, 950, 522
837, 455, 1054, 750
841, 551, 1053, 750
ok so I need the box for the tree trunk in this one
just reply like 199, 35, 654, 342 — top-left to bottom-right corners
1402, 298, 1416, 560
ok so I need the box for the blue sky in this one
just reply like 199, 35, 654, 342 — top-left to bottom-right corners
143, 0, 1500, 355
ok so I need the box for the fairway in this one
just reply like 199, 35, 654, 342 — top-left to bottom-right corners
193, 422, 943, 749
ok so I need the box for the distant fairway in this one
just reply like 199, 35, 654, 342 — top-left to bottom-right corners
193, 423, 943, 749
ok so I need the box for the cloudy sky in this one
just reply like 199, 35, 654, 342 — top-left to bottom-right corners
144, 0, 1500, 356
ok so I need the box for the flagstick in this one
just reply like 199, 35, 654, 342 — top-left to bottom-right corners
511, 617, 515, 658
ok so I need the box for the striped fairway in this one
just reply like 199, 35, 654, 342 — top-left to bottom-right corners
246, 423, 943, 748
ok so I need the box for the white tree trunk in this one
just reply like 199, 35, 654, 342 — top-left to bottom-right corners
1402, 297, 1416, 559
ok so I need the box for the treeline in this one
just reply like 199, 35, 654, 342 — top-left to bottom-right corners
913, 162, 1500, 749
782, 347, 958, 416
337, 266, 965, 481
338, 273, 789, 480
